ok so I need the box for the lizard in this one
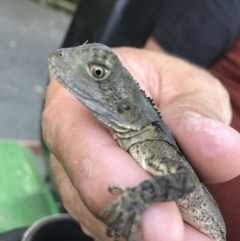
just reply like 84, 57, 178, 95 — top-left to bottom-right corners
48, 43, 226, 241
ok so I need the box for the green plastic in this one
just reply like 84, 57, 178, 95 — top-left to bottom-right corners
0, 140, 59, 233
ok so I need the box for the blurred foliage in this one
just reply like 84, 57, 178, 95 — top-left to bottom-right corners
32, 0, 80, 13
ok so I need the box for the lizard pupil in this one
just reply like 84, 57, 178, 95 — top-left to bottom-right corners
95, 68, 102, 76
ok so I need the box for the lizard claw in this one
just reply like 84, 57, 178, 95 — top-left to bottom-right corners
108, 185, 126, 194
100, 185, 149, 241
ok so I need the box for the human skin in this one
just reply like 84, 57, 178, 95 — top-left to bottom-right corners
42, 39, 240, 241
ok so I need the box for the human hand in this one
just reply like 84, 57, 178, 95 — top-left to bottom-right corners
42, 46, 240, 241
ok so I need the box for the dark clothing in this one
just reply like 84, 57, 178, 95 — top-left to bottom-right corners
153, 2, 240, 240
153, 0, 240, 67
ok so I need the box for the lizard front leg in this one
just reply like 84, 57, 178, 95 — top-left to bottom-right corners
100, 171, 198, 241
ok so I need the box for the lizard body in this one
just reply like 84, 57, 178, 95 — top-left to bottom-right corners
48, 43, 226, 241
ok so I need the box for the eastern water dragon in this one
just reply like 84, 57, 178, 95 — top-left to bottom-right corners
48, 43, 226, 241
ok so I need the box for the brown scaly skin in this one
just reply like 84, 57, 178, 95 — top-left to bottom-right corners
48, 43, 226, 241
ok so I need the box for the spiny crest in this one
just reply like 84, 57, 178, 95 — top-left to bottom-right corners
134, 79, 162, 120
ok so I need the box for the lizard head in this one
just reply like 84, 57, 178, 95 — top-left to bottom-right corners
48, 43, 159, 132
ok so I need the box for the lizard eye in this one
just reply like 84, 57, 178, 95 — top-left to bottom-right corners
88, 64, 109, 80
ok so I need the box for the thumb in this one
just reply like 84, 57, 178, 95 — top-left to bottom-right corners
161, 102, 240, 183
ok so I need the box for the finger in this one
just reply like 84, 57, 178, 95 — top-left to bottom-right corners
184, 224, 213, 241
50, 154, 114, 241
140, 203, 184, 241
140, 204, 215, 241
162, 105, 240, 183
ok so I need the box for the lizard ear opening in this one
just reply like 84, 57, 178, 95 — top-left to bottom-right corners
117, 100, 132, 113
116, 100, 139, 121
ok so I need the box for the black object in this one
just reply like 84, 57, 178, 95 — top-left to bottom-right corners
62, 0, 164, 48
153, 0, 240, 66
0, 214, 93, 241
22, 214, 93, 241
0, 227, 28, 241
